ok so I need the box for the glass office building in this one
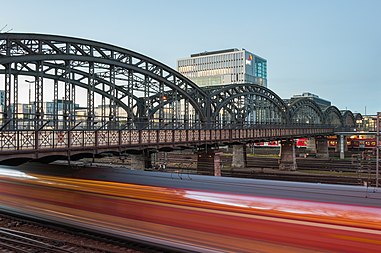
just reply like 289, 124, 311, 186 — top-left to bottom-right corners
177, 48, 267, 87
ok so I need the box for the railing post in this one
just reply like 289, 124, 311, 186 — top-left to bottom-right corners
34, 130, 38, 155
172, 129, 175, 146
67, 128, 71, 165
17, 130, 20, 150
95, 129, 98, 149
118, 129, 122, 149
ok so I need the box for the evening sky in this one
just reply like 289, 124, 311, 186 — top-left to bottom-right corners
1, 0, 380, 114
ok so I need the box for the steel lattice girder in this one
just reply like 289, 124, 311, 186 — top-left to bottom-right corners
0, 33, 359, 130
208, 83, 289, 124
323, 106, 343, 127
288, 98, 324, 124
341, 110, 356, 127
0, 33, 209, 124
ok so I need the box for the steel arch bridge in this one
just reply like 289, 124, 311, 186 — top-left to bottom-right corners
0, 33, 210, 130
0, 33, 359, 162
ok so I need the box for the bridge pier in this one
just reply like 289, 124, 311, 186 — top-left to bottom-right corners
231, 144, 247, 170
306, 137, 317, 154
316, 137, 329, 159
279, 139, 297, 171
336, 135, 348, 159
197, 150, 221, 176
130, 150, 152, 170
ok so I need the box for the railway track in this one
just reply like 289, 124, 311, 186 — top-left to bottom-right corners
0, 227, 98, 253
0, 212, 172, 253
157, 152, 377, 186
222, 170, 369, 185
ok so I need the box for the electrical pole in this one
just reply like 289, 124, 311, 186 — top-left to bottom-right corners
376, 112, 380, 187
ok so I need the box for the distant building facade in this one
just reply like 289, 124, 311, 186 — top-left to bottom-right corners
285, 92, 331, 110
0, 90, 4, 114
0, 90, 4, 107
177, 48, 267, 88
359, 114, 378, 132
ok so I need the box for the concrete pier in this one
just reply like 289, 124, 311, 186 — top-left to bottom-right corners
197, 150, 221, 176
231, 144, 247, 170
130, 150, 152, 170
336, 135, 347, 159
279, 139, 297, 171
306, 137, 316, 154
316, 137, 329, 159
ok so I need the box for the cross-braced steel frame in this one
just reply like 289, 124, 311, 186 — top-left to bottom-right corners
207, 84, 289, 128
0, 33, 209, 131
0, 33, 358, 132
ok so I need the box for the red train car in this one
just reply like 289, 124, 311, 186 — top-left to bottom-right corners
253, 138, 307, 148
1, 166, 381, 252
296, 138, 307, 147
328, 135, 379, 150
349, 138, 377, 149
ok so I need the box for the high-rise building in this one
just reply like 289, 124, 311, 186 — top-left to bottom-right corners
177, 48, 267, 88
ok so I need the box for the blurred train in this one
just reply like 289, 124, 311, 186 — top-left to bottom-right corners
256, 136, 379, 150
328, 135, 379, 150
254, 138, 307, 148
1, 164, 381, 252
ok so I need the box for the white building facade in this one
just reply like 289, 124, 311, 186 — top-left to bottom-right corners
177, 48, 267, 87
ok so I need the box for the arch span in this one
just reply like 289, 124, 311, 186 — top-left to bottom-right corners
323, 106, 343, 127
341, 110, 356, 128
208, 84, 289, 126
0, 33, 208, 130
0, 33, 358, 133
288, 98, 323, 124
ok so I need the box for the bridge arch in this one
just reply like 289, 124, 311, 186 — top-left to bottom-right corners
288, 98, 323, 124
341, 110, 356, 128
208, 84, 289, 127
144, 88, 206, 129
323, 106, 343, 127
0, 33, 208, 129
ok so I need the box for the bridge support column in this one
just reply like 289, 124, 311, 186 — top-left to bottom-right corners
130, 150, 152, 170
316, 137, 329, 159
231, 144, 247, 170
336, 135, 347, 159
279, 139, 297, 171
197, 150, 221, 176
306, 137, 317, 154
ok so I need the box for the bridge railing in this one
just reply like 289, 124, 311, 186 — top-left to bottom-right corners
0, 125, 335, 153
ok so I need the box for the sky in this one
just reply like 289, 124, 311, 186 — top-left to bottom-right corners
1, 0, 380, 114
